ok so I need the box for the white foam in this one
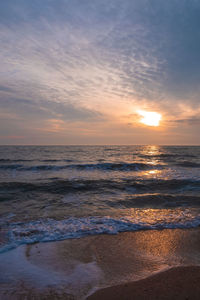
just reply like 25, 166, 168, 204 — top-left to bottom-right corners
1, 212, 200, 253
0, 245, 103, 298
0, 246, 66, 287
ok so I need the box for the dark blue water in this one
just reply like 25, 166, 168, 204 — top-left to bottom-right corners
0, 145, 200, 251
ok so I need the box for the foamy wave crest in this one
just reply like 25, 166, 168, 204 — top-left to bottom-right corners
2, 213, 200, 252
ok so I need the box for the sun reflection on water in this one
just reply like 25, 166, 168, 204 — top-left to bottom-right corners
143, 169, 162, 178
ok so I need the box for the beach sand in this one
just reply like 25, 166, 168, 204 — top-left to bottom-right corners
1, 228, 200, 299
87, 266, 200, 300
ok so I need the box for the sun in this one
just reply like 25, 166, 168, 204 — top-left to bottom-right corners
137, 110, 162, 127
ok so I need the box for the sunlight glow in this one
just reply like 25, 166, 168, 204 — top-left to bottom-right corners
138, 110, 162, 127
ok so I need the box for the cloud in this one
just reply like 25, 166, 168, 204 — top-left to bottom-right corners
0, 0, 200, 144
171, 117, 200, 125
0, 85, 14, 93
0, 95, 102, 122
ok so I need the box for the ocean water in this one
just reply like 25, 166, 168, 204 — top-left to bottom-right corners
0, 145, 200, 252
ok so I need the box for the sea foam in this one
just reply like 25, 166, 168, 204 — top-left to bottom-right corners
1, 213, 200, 253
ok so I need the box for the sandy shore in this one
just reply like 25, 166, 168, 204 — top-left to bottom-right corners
87, 266, 200, 300
1, 228, 200, 299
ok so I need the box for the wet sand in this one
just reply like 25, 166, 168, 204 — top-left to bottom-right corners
1, 228, 200, 299
87, 266, 200, 300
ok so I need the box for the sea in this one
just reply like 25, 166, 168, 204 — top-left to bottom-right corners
0, 145, 200, 253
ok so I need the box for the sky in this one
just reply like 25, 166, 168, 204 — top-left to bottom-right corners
0, 0, 200, 145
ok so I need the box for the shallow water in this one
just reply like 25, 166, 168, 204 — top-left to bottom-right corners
1, 229, 200, 299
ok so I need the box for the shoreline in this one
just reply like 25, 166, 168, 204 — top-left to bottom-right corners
1, 228, 200, 299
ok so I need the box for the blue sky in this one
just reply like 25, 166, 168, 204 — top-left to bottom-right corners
0, 0, 200, 144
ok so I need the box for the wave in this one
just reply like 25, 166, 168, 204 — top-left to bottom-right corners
0, 178, 200, 195
139, 154, 196, 159
42, 159, 73, 163
1, 214, 200, 252
110, 194, 200, 208
72, 162, 163, 171
0, 159, 73, 163
0, 164, 23, 169
0, 162, 164, 172
1, 161, 199, 172
0, 159, 30, 162
175, 161, 200, 168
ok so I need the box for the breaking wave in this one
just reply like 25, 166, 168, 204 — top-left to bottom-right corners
2, 213, 200, 253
